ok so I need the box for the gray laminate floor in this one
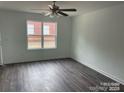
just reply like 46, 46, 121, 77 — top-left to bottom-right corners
0, 58, 123, 92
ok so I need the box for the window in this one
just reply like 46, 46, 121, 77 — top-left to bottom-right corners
43, 22, 56, 48
27, 21, 42, 49
27, 21, 57, 49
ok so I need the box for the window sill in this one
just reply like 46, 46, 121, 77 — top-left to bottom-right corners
27, 47, 57, 50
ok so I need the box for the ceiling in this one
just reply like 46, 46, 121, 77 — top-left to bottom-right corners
0, 1, 123, 16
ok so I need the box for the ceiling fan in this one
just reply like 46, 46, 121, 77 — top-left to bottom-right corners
32, 1, 77, 17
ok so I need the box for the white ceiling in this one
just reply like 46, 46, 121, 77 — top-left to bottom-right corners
0, 1, 123, 16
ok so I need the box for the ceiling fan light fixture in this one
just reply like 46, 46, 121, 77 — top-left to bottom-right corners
49, 14, 55, 18
49, 13, 60, 18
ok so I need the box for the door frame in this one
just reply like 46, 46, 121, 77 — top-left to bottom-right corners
0, 32, 3, 65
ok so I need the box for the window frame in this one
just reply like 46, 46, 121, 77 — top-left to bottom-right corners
26, 20, 57, 50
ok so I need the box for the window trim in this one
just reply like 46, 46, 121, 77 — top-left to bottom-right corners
26, 20, 57, 50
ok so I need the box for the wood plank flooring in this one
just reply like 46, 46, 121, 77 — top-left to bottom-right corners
0, 58, 123, 92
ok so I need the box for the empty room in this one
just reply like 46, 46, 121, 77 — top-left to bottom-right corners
0, 0, 124, 92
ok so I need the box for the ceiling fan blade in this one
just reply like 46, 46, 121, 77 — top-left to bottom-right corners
58, 11, 68, 16
59, 9, 77, 12
44, 12, 52, 16
48, 5, 53, 10
31, 9, 49, 11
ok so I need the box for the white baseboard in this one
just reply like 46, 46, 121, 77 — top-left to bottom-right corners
73, 58, 124, 85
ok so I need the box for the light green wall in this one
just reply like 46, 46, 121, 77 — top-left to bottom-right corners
0, 10, 72, 64
71, 4, 124, 84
